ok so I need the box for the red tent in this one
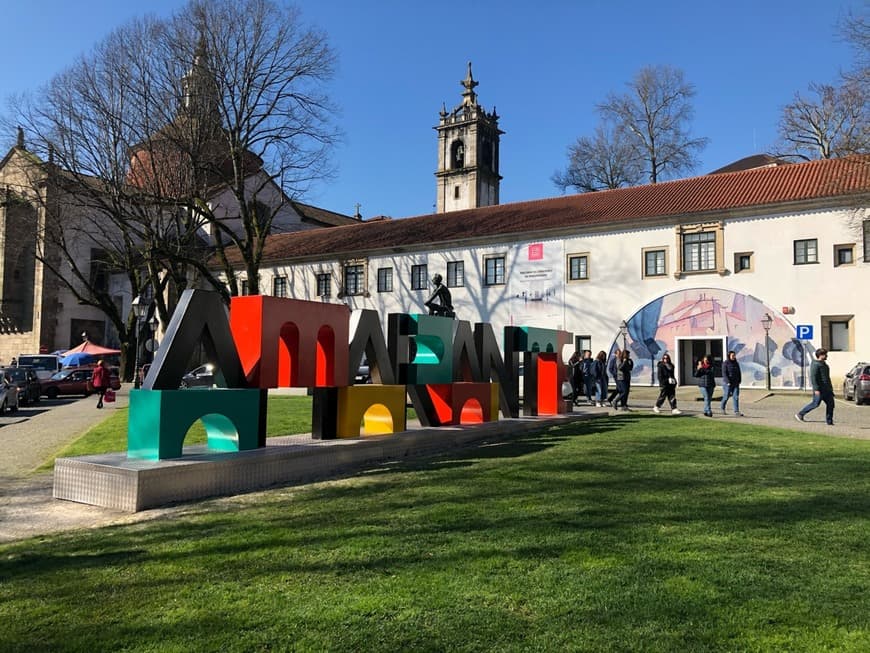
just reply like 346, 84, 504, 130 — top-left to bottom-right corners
61, 341, 121, 356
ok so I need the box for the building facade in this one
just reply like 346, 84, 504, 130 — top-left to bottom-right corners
225, 155, 870, 390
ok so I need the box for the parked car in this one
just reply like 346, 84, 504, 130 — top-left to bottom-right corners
0, 366, 41, 405
0, 377, 20, 413
355, 357, 371, 384
180, 364, 215, 389
843, 361, 870, 405
40, 366, 121, 399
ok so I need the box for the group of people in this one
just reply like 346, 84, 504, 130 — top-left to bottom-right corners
566, 346, 835, 424
567, 348, 634, 410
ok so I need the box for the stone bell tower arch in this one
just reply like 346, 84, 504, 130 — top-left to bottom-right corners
434, 63, 503, 213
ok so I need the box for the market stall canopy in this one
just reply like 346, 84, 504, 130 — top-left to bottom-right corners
61, 341, 122, 356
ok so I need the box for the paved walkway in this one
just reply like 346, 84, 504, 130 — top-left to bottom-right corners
0, 386, 867, 543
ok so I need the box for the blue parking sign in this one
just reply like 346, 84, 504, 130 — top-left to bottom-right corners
796, 324, 813, 340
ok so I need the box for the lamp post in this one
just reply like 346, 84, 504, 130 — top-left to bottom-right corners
761, 312, 773, 391
131, 295, 149, 389
618, 320, 628, 351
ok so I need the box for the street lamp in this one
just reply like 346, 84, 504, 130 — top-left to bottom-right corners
761, 312, 773, 391
131, 295, 149, 389
618, 320, 628, 351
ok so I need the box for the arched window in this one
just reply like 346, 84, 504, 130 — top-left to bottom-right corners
451, 140, 465, 169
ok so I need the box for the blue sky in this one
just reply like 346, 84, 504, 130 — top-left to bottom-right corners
0, 0, 862, 219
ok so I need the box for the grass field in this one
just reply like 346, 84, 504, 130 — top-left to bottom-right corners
4, 415, 869, 651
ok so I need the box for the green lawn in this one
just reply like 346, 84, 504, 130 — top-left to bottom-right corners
4, 415, 870, 652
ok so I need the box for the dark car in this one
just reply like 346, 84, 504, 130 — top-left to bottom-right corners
41, 366, 121, 399
843, 362, 870, 405
180, 364, 215, 389
0, 366, 41, 405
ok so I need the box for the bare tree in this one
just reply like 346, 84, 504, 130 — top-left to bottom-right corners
774, 81, 869, 160
552, 122, 643, 193
5, 0, 339, 377
157, 0, 340, 296
597, 65, 708, 184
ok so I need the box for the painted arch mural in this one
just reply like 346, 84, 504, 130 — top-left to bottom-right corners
618, 288, 813, 389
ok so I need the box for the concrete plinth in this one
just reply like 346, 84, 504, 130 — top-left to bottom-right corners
54, 415, 591, 512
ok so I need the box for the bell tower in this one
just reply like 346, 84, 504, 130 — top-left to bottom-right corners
435, 63, 503, 213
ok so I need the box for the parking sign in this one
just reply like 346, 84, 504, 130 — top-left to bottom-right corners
796, 324, 813, 340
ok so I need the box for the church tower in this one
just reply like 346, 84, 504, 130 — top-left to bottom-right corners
435, 63, 503, 213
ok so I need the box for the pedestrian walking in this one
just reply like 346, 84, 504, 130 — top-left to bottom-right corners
581, 350, 596, 404
568, 350, 583, 405
721, 350, 743, 416
795, 348, 835, 425
694, 355, 716, 416
653, 354, 681, 414
615, 349, 634, 410
606, 348, 621, 407
92, 359, 109, 409
594, 350, 608, 407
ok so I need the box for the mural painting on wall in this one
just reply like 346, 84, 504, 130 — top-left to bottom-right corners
618, 288, 812, 389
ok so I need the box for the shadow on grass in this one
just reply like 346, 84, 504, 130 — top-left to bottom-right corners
2, 414, 869, 585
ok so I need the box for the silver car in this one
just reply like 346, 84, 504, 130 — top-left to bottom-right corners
843, 362, 870, 405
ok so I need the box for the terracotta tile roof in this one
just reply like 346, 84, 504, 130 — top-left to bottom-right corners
289, 200, 361, 227
233, 155, 870, 266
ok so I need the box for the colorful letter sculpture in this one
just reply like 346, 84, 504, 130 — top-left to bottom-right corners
230, 295, 350, 388
311, 385, 407, 439
126, 289, 577, 461
505, 326, 573, 416
128, 389, 263, 460
408, 382, 499, 427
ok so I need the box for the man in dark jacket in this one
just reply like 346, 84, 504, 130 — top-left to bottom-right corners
720, 350, 743, 416
795, 348, 835, 425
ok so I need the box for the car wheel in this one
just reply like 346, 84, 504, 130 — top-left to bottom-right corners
46, 388, 59, 400
180, 380, 189, 389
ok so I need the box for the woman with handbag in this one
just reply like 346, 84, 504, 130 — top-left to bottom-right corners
653, 354, 681, 415
92, 360, 110, 409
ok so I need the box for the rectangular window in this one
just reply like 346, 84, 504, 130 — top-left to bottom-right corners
454, 186, 460, 199
575, 335, 591, 352
821, 314, 854, 351
316, 273, 331, 297
484, 255, 506, 286
682, 231, 716, 271
272, 276, 287, 297
447, 261, 465, 287
411, 264, 428, 290
377, 267, 393, 293
834, 244, 854, 267
643, 249, 666, 277
568, 254, 589, 281
864, 219, 870, 262
344, 264, 364, 296
794, 239, 818, 264
829, 321, 849, 351
241, 279, 248, 296
89, 248, 109, 293
735, 252, 753, 272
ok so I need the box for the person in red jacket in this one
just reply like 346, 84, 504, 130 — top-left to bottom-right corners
92, 360, 110, 409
